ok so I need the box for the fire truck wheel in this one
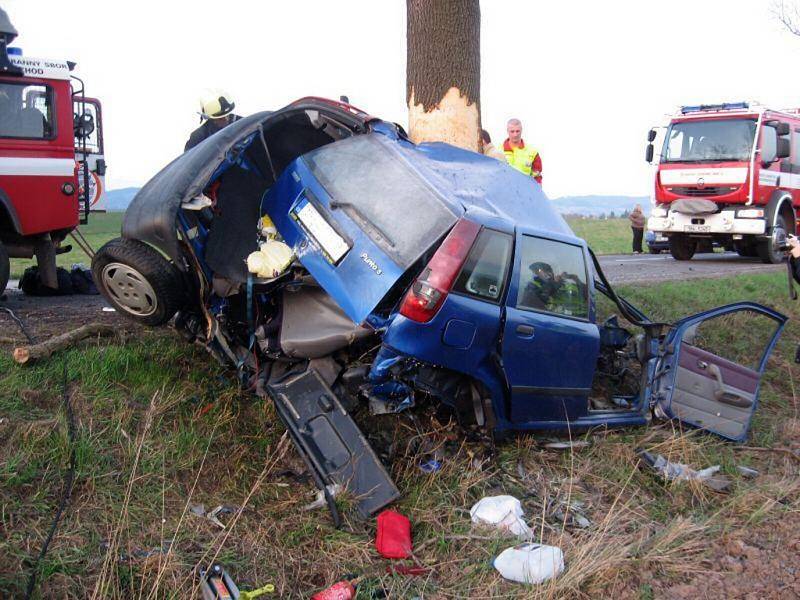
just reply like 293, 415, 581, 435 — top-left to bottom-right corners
92, 238, 184, 326
757, 215, 789, 265
669, 235, 696, 261
0, 240, 9, 296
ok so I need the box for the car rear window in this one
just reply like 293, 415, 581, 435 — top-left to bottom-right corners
302, 134, 458, 269
453, 228, 513, 302
516, 235, 589, 319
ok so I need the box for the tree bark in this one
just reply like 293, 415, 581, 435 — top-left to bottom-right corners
406, 0, 481, 151
13, 323, 116, 365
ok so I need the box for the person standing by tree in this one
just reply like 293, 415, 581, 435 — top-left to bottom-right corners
629, 204, 646, 254
502, 118, 542, 185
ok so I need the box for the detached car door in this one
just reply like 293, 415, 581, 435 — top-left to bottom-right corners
653, 302, 786, 441
501, 230, 600, 425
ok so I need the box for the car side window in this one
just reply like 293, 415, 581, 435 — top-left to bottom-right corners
453, 228, 513, 302
516, 235, 589, 319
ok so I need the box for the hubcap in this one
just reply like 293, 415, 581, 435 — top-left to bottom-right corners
101, 263, 158, 317
771, 225, 788, 259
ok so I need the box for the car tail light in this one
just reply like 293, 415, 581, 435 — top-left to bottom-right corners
399, 219, 480, 323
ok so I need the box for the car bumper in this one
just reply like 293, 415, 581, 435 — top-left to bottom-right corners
647, 211, 766, 236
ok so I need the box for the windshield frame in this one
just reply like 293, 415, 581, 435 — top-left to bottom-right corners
660, 117, 758, 164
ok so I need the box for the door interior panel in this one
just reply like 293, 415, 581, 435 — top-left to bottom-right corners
671, 343, 759, 439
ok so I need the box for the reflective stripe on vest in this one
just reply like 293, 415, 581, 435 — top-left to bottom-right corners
504, 144, 539, 177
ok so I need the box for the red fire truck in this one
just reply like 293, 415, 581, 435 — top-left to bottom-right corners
0, 8, 105, 295
645, 102, 798, 263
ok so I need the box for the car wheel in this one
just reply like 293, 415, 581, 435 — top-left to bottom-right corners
92, 238, 184, 326
669, 235, 696, 261
0, 240, 9, 296
757, 214, 789, 265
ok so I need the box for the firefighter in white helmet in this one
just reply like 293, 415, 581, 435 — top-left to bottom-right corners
184, 89, 241, 151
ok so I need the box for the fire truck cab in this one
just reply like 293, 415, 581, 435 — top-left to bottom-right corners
646, 102, 797, 264
0, 8, 105, 295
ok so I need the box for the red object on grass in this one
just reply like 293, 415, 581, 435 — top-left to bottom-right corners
375, 509, 412, 559
310, 580, 355, 600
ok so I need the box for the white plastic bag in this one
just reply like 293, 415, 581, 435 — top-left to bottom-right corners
470, 495, 532, 538
493, 543, 564, 584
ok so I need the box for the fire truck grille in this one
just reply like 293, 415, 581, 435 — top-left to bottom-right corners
669, 186, 736, 197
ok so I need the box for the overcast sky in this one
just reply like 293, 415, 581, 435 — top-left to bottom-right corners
5, 0, 800, 199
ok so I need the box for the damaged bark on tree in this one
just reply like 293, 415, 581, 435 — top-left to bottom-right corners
406, 0, 481, 151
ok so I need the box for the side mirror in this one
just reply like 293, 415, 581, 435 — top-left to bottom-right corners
645, 143, 654, 163
95, 158, 107, 176
777, 122, 790, 136
777, 137, 791, 159
647, 129, 657, 142
73, 112, 95, 139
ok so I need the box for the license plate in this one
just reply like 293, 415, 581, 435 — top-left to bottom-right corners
293, 198, 350, 263
684, 224, 711, 233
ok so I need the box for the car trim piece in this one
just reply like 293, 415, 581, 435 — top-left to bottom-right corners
512, 386, 592, 396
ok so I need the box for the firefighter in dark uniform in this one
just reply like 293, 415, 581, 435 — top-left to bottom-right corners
184, 89, 241, 152
521, 261, 587, 315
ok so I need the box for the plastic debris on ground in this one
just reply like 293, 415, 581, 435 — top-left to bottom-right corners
638, 450, 731, 491
418, 459, 442, 473
190, 503, 240, 528
553, 499, 592, 529
470, 495, 532, 539
493, 543, 565, 584
376, 510, 412, 559
303, 484, 343, 511
543, 440, 590, 450
736, 465, 759, 478
311, 579, 358, 600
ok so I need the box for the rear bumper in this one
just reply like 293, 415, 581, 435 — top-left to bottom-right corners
647, 211, 766, 236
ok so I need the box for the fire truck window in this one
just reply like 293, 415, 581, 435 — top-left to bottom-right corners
662, 119, 756, 163
0, 83, 53, 139
74, 102, 101, 153
761, 126, 777, 163
793, 130, 800, 167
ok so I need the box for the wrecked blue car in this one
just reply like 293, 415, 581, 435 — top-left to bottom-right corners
93, 97, 787, 520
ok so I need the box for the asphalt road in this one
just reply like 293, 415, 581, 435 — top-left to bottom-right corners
596, 251, 784, 285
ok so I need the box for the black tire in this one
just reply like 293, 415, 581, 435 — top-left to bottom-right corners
92, 238, 184, 326
669, 235, 696, 261
757, 214, 790, 264
0, 240, 9, 296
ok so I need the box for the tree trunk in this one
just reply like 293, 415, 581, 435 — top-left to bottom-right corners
406, 0, 481, 151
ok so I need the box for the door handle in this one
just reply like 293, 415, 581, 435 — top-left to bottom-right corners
516, 324, 535, 337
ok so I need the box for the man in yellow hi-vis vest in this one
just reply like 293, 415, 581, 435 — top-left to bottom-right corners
503, 118, 542, 185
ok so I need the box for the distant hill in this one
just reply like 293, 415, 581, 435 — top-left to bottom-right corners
551, 195, 650, 217
103, 187, 140, 211
102, 187, 649, 218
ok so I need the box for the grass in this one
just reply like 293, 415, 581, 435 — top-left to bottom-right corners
566, 216, 637, 255
9, 212, 123, 280
2, 264, 800, 596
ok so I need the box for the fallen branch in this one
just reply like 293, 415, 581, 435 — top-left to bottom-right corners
13, 323, 116, 365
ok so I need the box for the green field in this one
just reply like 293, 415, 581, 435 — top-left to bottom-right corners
9, 212, 123, 280
1, 271, 798, 598
566, 216, 636, 255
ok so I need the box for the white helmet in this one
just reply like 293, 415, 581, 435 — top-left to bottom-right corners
199, 89, 235, 120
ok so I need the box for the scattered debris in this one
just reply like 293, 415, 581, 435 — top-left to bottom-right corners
386, 565, 430, 577
303, 484, 343, 511
101, 306, 116, 312
100, 539, 173, 564
13, 322, 116, 365
543, 440, 590, 450
198, 563, 239, 600
493, 543, 565, 584
736, 465, 760, 478
190, 503, 240, 529
311, 579, 359, 600
418, 459, 442, 473
552, 499, 591, 529
638, 450, 731, 492
376, 510, 412, 559
239, 583, 276, 599
470, 495, 532, 539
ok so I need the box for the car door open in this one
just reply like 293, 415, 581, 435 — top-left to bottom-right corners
654, 302, 786, 441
